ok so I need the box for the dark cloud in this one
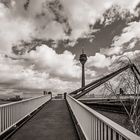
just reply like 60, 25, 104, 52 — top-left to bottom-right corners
12, 45, 27, 55
0, 0, 11, 8
12, 39, 56, 55
12, 40, 34, 55
55, 19, 127, 59
47, 0, 72, 36
35, 12, 46, 19
55, 4, 140, 59
135, 2, 140, 11
102, 5, 132, 25
24, 0, 30, 10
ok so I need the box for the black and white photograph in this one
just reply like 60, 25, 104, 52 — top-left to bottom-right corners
0, 0, 140, 140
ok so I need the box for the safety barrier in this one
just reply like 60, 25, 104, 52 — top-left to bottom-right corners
66, 95, 140, 140
0, 95, 51, 135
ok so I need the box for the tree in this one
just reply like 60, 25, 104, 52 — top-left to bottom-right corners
103, 56, 140, 135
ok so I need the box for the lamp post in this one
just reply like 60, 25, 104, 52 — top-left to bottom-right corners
79, 50, 87, 88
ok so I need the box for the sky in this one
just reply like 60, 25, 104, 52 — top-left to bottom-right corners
0, 0, 140, 97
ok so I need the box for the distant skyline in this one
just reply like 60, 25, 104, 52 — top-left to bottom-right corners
0, 0, 140, 96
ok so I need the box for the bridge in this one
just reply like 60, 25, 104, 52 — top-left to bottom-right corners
0, 63, 140, 140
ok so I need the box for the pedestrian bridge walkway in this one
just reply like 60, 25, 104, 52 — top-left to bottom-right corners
0, 94, 140, 140
9, 99, 79, 140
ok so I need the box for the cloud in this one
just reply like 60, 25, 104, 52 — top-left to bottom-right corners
0, 0, 140, 97
87, 50, 140, 74
0, 45, 83, 95
0, 3, 34, 54
114, 0, 140, 13
100, 5, 134, 26
112, 22, 140, 49
47, 0, 72, 36
100, 21, 140, 56
23, 45, 81, 79
87, 53, 112, 68
119, 50, 140, 61
59, 0, 140, 39
0, 0, 139, 54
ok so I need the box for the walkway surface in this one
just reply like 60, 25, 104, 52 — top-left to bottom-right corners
9, 100, 79, 140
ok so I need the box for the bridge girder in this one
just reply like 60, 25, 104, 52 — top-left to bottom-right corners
70, 63, 140, 99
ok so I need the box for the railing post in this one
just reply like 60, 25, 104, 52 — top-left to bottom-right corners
48, 92, 52, 99
64, 92, 67, 100
0, 107, 1, 133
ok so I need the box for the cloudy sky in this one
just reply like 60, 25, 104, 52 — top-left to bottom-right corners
0, 0, 140, 97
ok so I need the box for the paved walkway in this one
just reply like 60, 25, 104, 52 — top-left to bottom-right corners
9, 100, 79, 140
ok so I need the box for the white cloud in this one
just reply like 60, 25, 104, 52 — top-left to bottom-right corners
100, 47, 123, 56
0, 3, 34, 54
59, 0, 140, 39
122, 50, 140, 60
112, 22, 140, 49
87, 53, 112, 68
24, 45, 81, 79
0, 43, 101, 96
0, 52, 81, 95
114, 0, 140, 13
100, 21, 140, 56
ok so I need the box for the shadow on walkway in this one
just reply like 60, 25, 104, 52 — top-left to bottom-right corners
9, 100, 79, 140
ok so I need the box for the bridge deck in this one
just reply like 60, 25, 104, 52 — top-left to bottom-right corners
9, 100, 79, 140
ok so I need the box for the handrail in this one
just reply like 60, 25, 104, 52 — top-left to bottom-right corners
0, 95, 47, 107
66, 94, 140, 140
0, 95, 51, 135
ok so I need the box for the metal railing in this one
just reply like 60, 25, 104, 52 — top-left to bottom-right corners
0, 95, 51, 135
66, 95, 140, 140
